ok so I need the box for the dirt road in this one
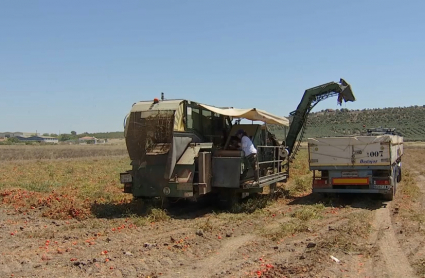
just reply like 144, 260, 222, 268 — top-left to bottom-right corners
1, 148, 425, 278
370, 202, 415, 277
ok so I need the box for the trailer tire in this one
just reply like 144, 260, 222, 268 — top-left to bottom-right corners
382, 190, 394, 201
393, 176, 398, 198
397, 166, 402, 183
382, 176, 396, 201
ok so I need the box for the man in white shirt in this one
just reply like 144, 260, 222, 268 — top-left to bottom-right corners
236, 129, 259, 182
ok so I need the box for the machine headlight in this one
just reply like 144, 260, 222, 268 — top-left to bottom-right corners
163, 187, 171, 195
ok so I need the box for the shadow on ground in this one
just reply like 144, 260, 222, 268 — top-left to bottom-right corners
90, 189, 385, 220
90, 192, 283, 220
287, 192, 387, 211
90, 198, 211, 219
90, 199, 154, 219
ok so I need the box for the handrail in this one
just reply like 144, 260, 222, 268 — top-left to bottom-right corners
258, 160, 284, 165
255, 145, 288, 178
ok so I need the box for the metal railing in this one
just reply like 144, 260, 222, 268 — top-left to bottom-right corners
256, 145, 288, 177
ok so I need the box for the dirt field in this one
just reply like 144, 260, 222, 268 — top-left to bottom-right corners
0, 144, 127, 161
1, 146, 425, 278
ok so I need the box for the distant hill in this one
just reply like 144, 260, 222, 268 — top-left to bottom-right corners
269, 105, 425, 142
52, 131, 125, 142
69, 105, 425, 142
81, 131, 124, 139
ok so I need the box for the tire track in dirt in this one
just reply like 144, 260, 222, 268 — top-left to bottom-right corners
142, 226, 193, 242
405, 170, 425, 267
384, 151, 425, 276
167, 234, 256, 278
370, 201, 416, 277
411, 170, 425, 193
230, 212, 359, 277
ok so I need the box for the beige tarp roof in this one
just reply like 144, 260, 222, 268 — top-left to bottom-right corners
200, 104, 289, 126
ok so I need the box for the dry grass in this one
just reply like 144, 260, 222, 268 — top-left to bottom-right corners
392, 151, 425, 228
127, 208, 171, 226
399, 169, 421, 200
0, 144, 127, 161
146, 207, 171, 222
405, 142, 425, 149
197, 217, 214, 232
262, 219, 311, 241
0, 144, 176, 227
413, 259, 425, 276
318, 211, 373, 254
291, 203, 325, 221
290, 149, 310, 175
0, 145, 314, 227
390, 148, 425, 276
291, 176, 312, 194
287, 149, 313, 196
261, 203, 325, 241
0, 155, 132, 220
230, 194, 273, 213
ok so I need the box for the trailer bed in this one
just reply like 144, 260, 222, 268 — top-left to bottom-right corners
308, 135, 403, 169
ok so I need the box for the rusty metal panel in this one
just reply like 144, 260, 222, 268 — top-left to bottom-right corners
146, 143, 172, 155
199, 152, 212, 194
212, 157, 241, 188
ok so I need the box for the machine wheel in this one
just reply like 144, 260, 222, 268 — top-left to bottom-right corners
218, 190, 241, 211
133, 196, 155, 205
269, 183, 277, 195
163, 197, 183, 208
134, 196, 168, 208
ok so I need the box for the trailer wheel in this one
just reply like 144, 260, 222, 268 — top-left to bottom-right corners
382, 176, 396, 201
382, 190, 394, 201
392, 176, 398, 199
397, 166, 402, 183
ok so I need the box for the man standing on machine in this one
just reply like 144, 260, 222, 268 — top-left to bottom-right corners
236, 129, 259, 183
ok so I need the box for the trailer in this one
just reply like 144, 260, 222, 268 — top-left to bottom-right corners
308, 128, 403, 200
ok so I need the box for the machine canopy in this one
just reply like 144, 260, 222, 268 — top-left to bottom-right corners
199, 104, 289, 126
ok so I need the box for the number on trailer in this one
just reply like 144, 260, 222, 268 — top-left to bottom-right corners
367, 151, 384, 157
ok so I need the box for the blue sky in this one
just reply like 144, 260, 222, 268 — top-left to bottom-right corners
1, 1, 424, 134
